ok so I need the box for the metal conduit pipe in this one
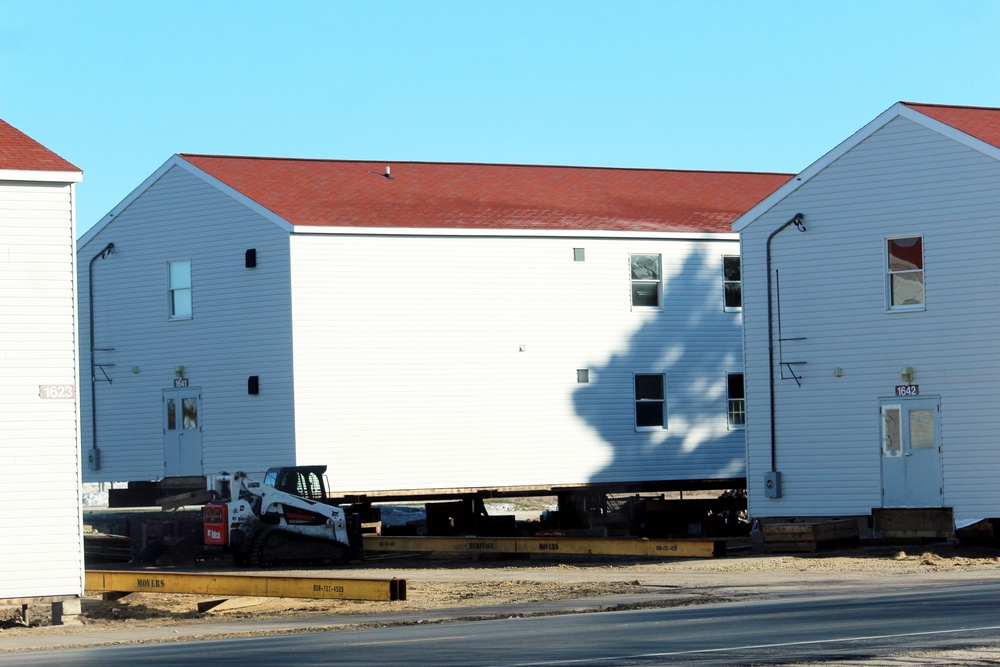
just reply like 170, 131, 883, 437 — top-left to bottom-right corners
87, 242, 115, 470
765, 214, 805, 488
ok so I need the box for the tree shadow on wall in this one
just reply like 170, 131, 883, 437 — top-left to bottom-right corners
573, 249, 746, 486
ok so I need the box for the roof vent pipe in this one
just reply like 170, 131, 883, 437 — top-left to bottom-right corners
765, 213, 805, 489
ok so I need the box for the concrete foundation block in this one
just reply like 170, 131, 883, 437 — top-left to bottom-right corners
52, 598, 83, 626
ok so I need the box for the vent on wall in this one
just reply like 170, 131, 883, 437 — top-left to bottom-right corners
573, 248, 585, 261
248, 376, 259, 395
245, 249, 257, 268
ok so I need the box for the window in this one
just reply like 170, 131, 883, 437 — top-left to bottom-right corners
168, 260, 192, 319
634, 373, 666, 429
727, 373, 745, 429
723, 256, 741, 311
630, 254, 661, 308
886, 237, 923, 309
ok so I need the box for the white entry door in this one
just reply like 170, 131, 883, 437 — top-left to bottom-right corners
880, 397, 942, 508
163, 388, 203, 476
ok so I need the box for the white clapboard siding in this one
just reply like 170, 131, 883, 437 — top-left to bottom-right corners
0, 180, 83, 600
741, 115, 1000, 526
291, 233, 746, 492
78, 165, 297, 481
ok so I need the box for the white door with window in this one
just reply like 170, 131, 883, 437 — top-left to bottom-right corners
163, 388, 203, 476
880, 397, 942, 508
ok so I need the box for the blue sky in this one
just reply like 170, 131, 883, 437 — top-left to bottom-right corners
3, 1, 999, 235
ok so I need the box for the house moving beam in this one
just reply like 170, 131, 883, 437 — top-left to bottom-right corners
363, 535, 724, 558
86, 570, 406, 601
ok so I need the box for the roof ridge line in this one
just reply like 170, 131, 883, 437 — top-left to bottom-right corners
176, 154, 792, 177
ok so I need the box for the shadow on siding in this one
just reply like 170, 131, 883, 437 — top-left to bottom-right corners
573, 248, 746, 486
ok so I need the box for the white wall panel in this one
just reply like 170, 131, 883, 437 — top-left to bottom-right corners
0, 180, 83, 600
291, 233, 746, 492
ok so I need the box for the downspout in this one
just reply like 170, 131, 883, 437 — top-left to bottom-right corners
765, 213, 804, 491
87, 242, 115, 470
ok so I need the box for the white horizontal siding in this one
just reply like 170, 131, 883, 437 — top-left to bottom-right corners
78, 166, 296, 482
741, 116, 1000, 525
291, 233, 745, 493
0, 180, 83, 600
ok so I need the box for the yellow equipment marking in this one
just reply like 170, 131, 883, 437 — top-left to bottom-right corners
86, 570, 405, 601
363, 536, 722, 558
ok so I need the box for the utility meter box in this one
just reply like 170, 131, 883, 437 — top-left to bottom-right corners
764, 470, 782, 498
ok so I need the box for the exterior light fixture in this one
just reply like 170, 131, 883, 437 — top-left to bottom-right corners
900, 367, 914, 383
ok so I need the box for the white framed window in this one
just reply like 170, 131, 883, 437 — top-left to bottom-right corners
886, 236, 923, 310
727, 373, 745, 429
634, 373, 666, 429
630, 254, 661, 308
168, 260, 192, 319
723, 255, 741, 311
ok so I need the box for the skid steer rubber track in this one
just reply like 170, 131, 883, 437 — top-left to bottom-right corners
249, 526, 350, 567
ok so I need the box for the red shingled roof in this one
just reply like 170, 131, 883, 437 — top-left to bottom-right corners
904, 102, 1000, 151
0, 119, 80, 172
179, 155, 791, 233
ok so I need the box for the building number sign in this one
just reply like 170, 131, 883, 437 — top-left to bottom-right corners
39, 384, 76, 399
895, 384, 920, 397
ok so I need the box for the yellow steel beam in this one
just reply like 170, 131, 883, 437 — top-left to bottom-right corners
86, 570, 405, 601
363, 535, 722, 558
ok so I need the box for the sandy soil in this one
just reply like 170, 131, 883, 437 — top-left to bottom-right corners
5, 544, 1000, 633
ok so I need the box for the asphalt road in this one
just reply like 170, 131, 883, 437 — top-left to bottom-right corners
6, 580, 1000, 666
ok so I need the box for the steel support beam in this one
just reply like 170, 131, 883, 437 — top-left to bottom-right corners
86, 570, 406, 601
363, 535, 723, 558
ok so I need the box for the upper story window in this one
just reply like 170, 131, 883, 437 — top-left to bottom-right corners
630, 254, 661, 308
168, 260, 192, 319
727, 373, 746, 429
723, 256, 741, 311
634, 373, 666, 429
886, 236, 923, 310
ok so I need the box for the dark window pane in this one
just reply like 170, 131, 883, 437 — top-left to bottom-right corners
888, 237, 922, 271
636, 402, 664, 427
727, 374, 745, 400
723, 256, 741, 281
632, 284, 659, 307
166, 399, 176, 431
635, 374, 663, 400
724, 283, 742, 308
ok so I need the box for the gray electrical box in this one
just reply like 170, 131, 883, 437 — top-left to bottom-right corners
764, 470, 781, 498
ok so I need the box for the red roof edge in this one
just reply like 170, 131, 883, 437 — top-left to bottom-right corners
0, 119, 81, 173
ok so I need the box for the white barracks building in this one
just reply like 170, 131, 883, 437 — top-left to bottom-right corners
78, 156, 788, 496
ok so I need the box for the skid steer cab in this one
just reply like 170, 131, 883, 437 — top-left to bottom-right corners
203, 465, 362, 567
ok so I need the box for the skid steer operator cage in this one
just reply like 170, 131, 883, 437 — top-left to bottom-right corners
263, 466, 329, 501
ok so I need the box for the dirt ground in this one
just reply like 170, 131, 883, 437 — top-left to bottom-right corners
5, 544, 1000, 665
5, 543, 1000, 632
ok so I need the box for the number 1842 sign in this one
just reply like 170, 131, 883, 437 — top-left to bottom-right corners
895, 384, 920, 397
